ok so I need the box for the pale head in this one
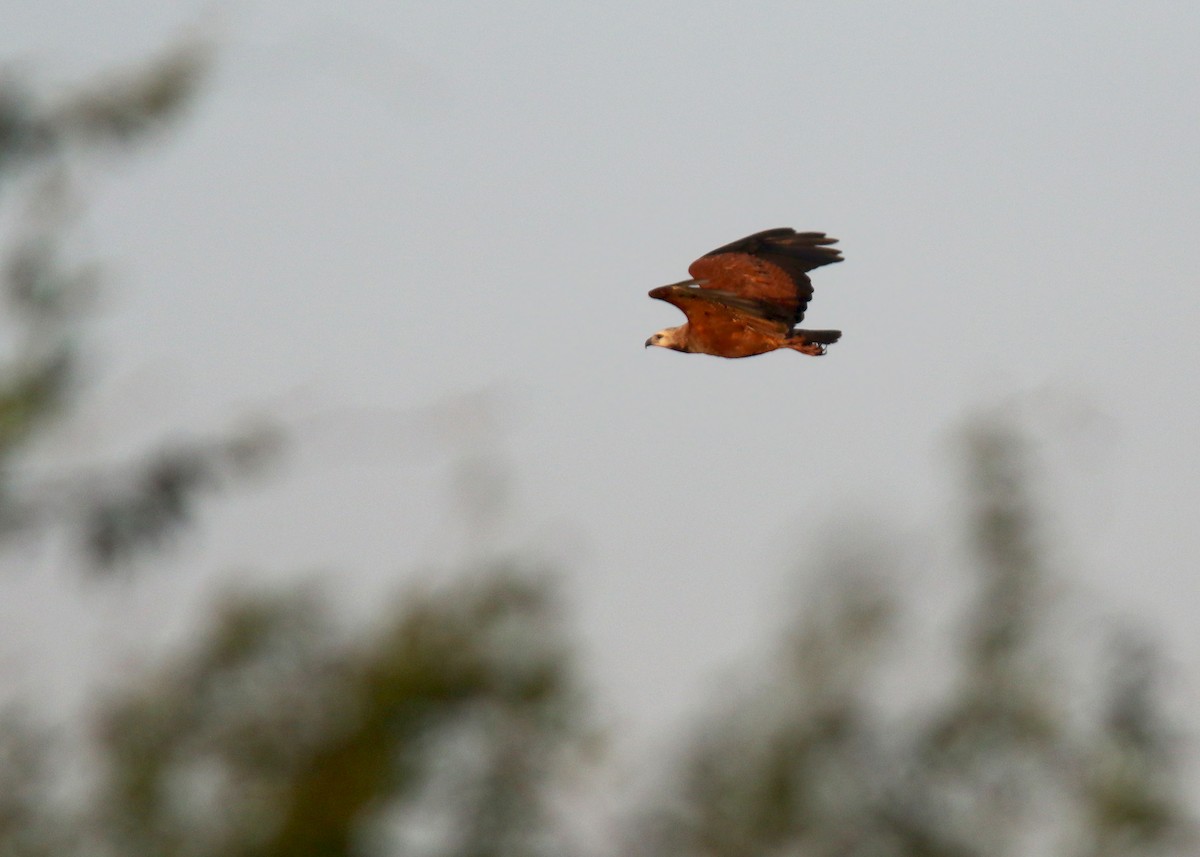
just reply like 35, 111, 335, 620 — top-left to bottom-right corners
645, 326, 687, 351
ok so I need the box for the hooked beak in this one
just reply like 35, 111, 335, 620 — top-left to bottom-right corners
644, 337, 653, 348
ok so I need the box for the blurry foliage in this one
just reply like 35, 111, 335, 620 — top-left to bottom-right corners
0, 35, 278, 570
83, 572, 580, 857
0, 572, 580, 857
0, 33, 1195, 857
0, 38, 210, 173
78, 430, 278, 567
640, 421, 1194, 857
1, 412, 1190, 857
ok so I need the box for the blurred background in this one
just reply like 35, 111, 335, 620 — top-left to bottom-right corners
1, 2, 1198, 855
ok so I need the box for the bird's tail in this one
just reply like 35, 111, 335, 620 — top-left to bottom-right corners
787, 329, 841, 356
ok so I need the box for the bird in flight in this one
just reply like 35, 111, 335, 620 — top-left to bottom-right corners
645, 228, 843, 358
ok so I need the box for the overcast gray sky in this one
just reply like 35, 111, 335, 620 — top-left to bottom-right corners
3, 0, 1199, 762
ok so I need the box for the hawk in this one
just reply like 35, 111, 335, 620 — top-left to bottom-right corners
645, 228, 843, 358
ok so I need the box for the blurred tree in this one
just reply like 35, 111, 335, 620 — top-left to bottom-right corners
0, 34, 276, 570
0, 571, 582, 857
1, 410, 1189, 857
639, 420, 1193, 857
86, 572, 580, 857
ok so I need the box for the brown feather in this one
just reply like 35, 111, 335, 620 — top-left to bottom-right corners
687, 255, 804, 325
688, 228, 841, 327
646, 228, 843, 359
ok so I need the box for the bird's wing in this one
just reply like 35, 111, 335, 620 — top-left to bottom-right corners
688, 229, 841, 326
648, 282, 789, 335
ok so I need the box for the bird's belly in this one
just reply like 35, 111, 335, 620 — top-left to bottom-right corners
688, 326, 779, 358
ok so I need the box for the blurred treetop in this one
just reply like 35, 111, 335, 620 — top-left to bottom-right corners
0, 34, 276, 570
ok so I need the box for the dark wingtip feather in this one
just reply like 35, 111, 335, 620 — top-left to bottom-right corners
701, 228, 843, 267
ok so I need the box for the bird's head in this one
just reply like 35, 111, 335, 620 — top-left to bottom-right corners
645, 326, 687, 351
